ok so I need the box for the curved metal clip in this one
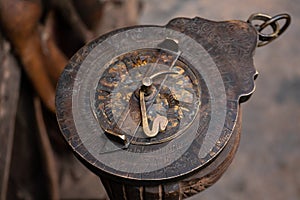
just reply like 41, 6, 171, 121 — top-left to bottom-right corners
140, 90, 168, 138
247, 13, 291, 47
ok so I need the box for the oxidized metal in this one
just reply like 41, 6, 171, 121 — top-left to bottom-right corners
94, 47, 200, 145
247, 13, 291, 46
56, 13, 290, 199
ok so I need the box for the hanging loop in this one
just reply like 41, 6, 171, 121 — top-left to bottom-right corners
247, 13, 291, 47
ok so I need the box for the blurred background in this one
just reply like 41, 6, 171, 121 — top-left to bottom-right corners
141, 0, 300, 200
0, 0, 299, 199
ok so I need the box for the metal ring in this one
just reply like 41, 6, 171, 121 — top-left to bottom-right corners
247, 13, 291, 47
259, 14, 291, 38
247, 13, 280, 45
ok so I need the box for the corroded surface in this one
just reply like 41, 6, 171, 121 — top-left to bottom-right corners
100, 110, 242, 199
94, 48, 200, 145
56, 15, 257, 199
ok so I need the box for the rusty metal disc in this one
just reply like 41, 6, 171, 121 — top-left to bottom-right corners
56, 17, 257, 185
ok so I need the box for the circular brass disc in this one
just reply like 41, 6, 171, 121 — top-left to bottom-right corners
56, 25, 239, 182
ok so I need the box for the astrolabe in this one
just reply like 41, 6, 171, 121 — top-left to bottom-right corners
56, 13, 290, 199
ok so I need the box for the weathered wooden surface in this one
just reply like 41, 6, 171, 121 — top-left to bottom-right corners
0, 0, 143, 199
0, 38, 20, 200
6, 75, 51, 199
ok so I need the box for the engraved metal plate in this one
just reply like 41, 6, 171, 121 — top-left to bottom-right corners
56, 17, 257, 182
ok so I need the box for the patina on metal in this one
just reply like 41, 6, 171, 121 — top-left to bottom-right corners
56, 13, 290, 199
247, 13, 291, 47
